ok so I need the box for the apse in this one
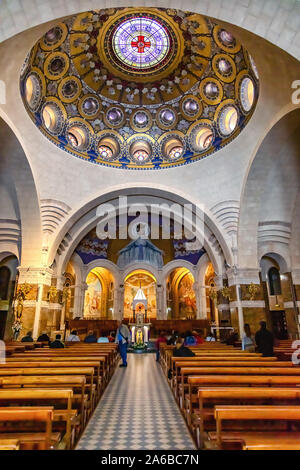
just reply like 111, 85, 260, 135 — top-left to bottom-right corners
20, 7, 259, 170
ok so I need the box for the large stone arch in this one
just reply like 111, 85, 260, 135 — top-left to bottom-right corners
49, 186, 231, 278
0, 117, 42, 266
1, 1, 300, 63
238, 108, 300, 271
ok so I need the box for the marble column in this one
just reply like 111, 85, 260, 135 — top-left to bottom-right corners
156, 285, 164, 320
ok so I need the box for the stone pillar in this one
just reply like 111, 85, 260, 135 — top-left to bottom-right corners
235, 284, 244, 338
197, 283, 207, 319
17, 266, 53, 340
78, 282, 88, 319
73, 284, 83, 318
156, 285, 164, 320
193, 281, 201, 319
117, 286, 124, 321
226, 267, 265, 338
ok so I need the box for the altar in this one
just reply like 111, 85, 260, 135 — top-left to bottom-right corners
129, 286, 151, 347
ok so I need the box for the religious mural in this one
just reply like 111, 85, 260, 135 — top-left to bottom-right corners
84, 271, 102, 318
123, 271, 157, 320
178, 272, 197, 318
173, 240, 206, 265
75, 229, 109, 264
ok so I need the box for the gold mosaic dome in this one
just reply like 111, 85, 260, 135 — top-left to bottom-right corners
20, 7, 259, 169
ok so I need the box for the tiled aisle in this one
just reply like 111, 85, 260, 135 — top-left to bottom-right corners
76, 354, 196, 450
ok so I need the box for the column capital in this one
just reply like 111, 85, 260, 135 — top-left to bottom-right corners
213, 274, 224, 289
17, 266, 53, 286
226, 267, 261, 286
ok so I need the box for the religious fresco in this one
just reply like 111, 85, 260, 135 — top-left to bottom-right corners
84, 271, 102, 317
123, 271, 157, 319
173, 239, 206, 265
75, 225, 206, 267
75, 229, 109, 264
178, 272, 196, 318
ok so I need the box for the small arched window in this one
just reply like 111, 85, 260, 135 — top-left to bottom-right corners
0, 266, 11, 300
268, 267, 281, 296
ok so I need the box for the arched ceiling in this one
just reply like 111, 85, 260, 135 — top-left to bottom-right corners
0, 117, 42, 265
238, 108, 300, 271
20, 7, 258, 169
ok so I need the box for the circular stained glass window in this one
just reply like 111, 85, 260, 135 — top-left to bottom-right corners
112, 16, 170, 71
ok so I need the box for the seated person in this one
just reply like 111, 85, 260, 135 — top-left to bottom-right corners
84, 330, 97, 343
21, 331, 34, 342
167, 330, 179, 346
173, 334, 196, 357
226, 329, 239, 346
37, 331, 50, 342
107, 331, 116, 343
66, 329, 80, 342
50, 334, 65, 348
97, 332, 109, 343
155, 331, 167, 362
205, 330, 216, 342
184, 330, 197, 346
192, 329, 204, 344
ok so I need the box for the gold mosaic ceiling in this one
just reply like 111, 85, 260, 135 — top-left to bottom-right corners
20, 7, 259, 169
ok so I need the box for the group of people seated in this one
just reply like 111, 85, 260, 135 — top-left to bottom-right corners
21, 329, 116, 347
155, 320, 275, 361
155, 329, 216, 361
21, 331, 65, 348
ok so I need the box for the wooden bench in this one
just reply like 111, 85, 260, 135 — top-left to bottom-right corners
0, 438, 20, 450
196, 387, 300, 449
0, 375, 86, 429
0, 407, 54, 450
0, 389, 75, 449
4, 358, 104, 397
186, 375, 300, 433
213, 405, 300, 450
182, 366, 299, 410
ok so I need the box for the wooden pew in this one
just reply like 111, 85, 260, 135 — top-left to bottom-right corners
0, 438, 20, 450
174, 362, 295, 403
214, 405, 300, 450
4, 358, 104, 397
186, 375, 300, 432
0, 407, 54, 450
0, 389, 74, 449
1, 361, 100, 401
0, 375, 86, 430
196, 387, 300, 449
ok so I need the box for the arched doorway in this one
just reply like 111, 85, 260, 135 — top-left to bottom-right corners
84, 267, 114, 319
0, 255, 18, 339
260, 254, 289, 339
123, 270, 157, 321
166, 268, 196, 319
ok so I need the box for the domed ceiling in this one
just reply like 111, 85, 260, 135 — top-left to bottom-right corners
20, 7, 259, 170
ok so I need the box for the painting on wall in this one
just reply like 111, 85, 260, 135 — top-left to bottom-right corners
84, 272, 102, 317
173, 240, 206, 265
76, 229, 109, 264
178, 272, 197, 318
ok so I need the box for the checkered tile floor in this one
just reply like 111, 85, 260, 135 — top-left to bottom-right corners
76, 354, 196, 450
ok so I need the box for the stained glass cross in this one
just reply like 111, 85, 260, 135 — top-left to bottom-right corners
131, 36, 151, 53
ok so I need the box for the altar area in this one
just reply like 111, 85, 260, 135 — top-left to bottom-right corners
129, 286, 151, 351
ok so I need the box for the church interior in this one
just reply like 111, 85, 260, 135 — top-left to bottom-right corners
1, 0, 300, 452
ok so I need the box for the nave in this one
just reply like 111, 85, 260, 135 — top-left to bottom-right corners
76, 354, 195, 451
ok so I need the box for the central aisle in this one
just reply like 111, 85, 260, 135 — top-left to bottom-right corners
76, 354, 196, 450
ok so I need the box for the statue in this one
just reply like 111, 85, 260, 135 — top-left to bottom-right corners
12, 282, 31, 340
